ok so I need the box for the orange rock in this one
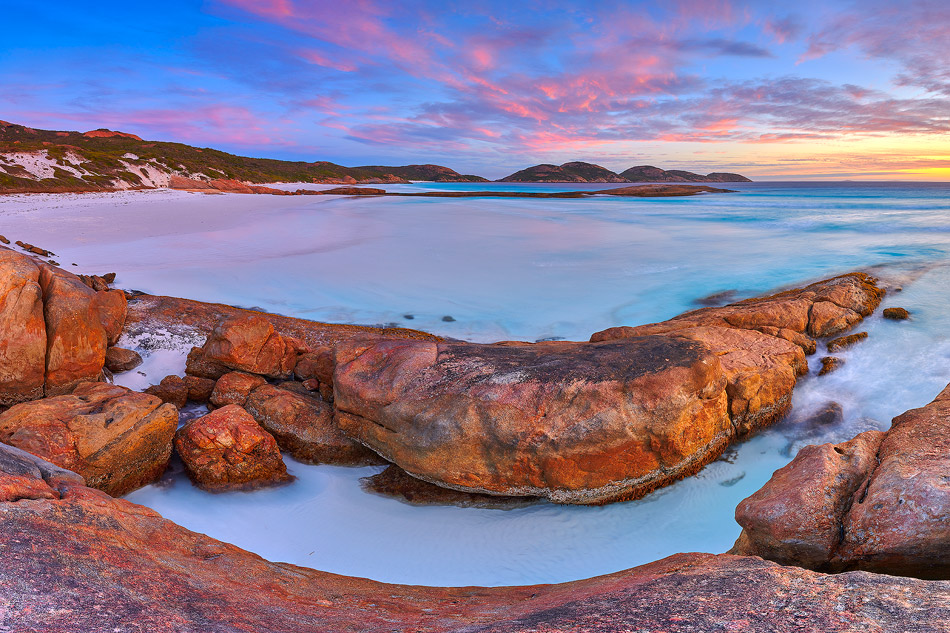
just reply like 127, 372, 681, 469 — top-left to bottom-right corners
210, 371, 267, 408
732, 430, 884, 568
734, 383, 950, 578
183, 375, 216, 403
246, 384, 382, 465
0, 443, 945, 632
105, 346, 143, 373
35, 261, 110, 396
0, 382, 177, 495
184, 346, 229, 379
0, 250, 46, 404
144, 374, 189, 409
335, 336, 729, 504
175, 405, 291, 491
202, 315, 304, 379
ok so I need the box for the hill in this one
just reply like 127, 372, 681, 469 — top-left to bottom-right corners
0, 121, 486, 193
498, 161, 628, 183
499, 162, 751, 183
620, 166, 752, 183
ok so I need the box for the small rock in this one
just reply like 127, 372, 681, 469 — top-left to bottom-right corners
826, 332, 867, 353
403, 314, 414, 320
175, 405, 292, 492
105, 347, 143, 373
818, 356, 844, 376
802, 402, 844, 429
184, 347, 229, 380
0, 235, 9, 245
210, 371, 267, 408
441, 315, 456, 322
183, 376, 216, 403
145, 375, 189, 409
883, 307, 910, 321
294, 347, 334, 384
361, 465, 537, 509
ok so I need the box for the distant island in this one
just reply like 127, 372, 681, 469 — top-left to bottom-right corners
499, 161, 751, 183
0, 121, 750, 194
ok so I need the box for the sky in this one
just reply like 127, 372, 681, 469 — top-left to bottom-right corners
1, 0, 948, 180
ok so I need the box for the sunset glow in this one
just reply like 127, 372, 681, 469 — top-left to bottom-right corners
2, 0, 947, 179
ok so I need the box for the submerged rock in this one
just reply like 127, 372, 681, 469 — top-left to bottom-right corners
175, 404, 292, 491
826, 331, 868, 352
361, 465, 538, 509
0, 382, 177, 496
818, 356, 844, 375
883, 306, 911, 320
734, 383, 950, 579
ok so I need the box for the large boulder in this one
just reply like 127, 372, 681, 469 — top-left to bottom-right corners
175, 405, 292, 491
591, 273, 882, 432
0, 382, 178, 496
36, 260, 126, 396
201, 315, 305, 379
334, 273, 883, 505
0, 445, 946, 632
0, 249, 46, 404
732, 430, 884, 569
246, 384, 382, 465
733, 383, 950, 579
335, 336, 729, 504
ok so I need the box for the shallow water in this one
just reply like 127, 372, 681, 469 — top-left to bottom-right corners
4, 181, 950, 586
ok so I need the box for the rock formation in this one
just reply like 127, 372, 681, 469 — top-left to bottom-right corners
0, 382, 177, 496
0, 247, 126, 404
175, 405, 292, 491
0, 442, 945, 631
246, 384, 382, 465
335, 273, 883, 504
733, 383, 950, 579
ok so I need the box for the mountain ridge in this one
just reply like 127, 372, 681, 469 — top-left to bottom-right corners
501, 162, 751, 183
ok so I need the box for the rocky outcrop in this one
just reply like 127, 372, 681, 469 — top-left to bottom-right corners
336, 336, 729, 504
0, 382, 177, 496
592, 273, 883, 433
175, 405, 291, 491
0, 249, 47, 404
0, 445, 945, 632
0, 248, 127, 403
883, 307, 911, 320
336, 274, 883, 504
200, 315, 306, 379
246, 384, 382, 465
733, 383, 950, 579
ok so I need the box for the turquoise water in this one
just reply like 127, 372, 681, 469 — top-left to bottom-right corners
4, 182, 950, 586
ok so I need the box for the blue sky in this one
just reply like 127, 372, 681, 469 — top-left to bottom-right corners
2, 0, 948, 179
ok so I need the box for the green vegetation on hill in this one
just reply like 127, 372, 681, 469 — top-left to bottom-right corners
0, 121, 486, 193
